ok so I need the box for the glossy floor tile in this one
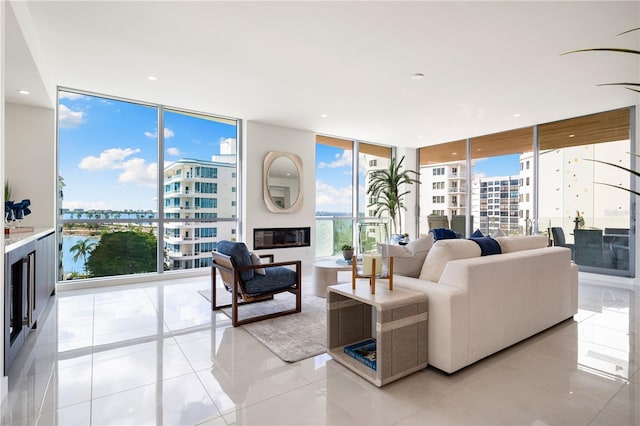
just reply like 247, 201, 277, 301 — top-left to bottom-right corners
2, 273, 639, 425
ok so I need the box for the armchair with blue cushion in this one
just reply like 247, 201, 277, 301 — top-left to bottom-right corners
211, 240, 301, 326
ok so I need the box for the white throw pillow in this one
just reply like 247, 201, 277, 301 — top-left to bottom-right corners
495, 235, 548, 253
491, 228, 507, 237
250, 252, 266, 275
419, 239, 481, 282
378, 234, 434, 278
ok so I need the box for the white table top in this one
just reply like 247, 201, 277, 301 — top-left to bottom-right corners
313, 259, 354, 270
327, 283, 427, 309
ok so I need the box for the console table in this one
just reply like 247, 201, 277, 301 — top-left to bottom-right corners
326, 283, 428, 387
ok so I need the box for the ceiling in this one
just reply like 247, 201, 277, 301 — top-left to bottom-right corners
5, 1, 640, 148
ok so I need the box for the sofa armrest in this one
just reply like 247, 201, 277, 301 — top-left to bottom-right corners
392, 275, 469, 373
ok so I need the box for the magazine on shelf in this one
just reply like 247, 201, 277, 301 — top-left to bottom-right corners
343, 339, 377, 370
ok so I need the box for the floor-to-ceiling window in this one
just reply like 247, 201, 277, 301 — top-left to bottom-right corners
418, 140, 468, 236
57, 89, 239, 282
315, 136, 354, 257
538, 108, 634, 275
418, 107, 636, 277
470, 127, 534, 236
315, 136, 393, 257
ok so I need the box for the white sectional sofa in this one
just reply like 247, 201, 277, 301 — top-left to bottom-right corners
392, 235, 578, 374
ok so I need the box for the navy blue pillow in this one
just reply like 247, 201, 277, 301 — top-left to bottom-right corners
471, 229, 484, 238
216, 240, 255, 281
430, 228, 458, 241
469, 237, 502, 256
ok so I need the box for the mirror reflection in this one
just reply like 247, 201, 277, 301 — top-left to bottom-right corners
263, 152, 303, 213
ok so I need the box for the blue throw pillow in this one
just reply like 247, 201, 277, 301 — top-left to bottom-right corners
471, 229, 484, 238
216, 240, 255, 282
430, 228, 458, 241
469, 237, 502, 256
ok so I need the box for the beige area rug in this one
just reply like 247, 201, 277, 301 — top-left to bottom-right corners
198, 288, 327, 363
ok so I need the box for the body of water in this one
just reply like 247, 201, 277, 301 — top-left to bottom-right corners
61, 235, 100, 274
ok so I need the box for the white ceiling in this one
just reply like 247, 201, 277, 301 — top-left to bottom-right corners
5, 1, 640, 148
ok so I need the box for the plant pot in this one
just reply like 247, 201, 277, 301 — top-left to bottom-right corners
342, 249, 354, 260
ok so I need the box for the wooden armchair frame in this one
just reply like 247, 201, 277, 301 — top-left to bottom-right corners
211, 252, 302, 326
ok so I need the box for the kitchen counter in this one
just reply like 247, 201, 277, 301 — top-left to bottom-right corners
4, 227, 56, 252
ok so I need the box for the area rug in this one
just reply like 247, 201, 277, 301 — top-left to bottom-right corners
198, 289, 327, 363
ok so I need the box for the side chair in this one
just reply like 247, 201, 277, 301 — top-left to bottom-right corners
211, 240, 302, 326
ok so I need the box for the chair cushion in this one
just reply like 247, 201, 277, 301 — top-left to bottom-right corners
217, 240, 254, 281
243, 266, 298, 296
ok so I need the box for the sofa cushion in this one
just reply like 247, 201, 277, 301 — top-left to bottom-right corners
491, 228, 507, 237
378, 234, 434, 278
495, 235, 548, 253
430, 228, 458, 241
419, 239, 481, 282
469, 236, 502, 256
471, 229, 484, 238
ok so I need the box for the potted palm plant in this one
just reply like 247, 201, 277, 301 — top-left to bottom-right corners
366, 155, 420, 237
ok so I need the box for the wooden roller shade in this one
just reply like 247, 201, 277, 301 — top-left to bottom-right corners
316, 135, 353, 150
470, 127, 534, 158
419, 140, 467, 166
316, 135, 391, 158
539, 108, 630, 150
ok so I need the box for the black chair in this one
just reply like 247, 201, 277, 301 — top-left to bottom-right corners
574, 229, 613, 268
549, 227, 574, 260
211, 240, 301, 326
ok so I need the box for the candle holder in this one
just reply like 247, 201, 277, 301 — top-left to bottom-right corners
351, 255, 394, 294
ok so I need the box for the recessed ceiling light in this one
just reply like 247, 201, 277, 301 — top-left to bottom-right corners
320, 114, 328, 118
17, 89, 30, 95
512, 113, 521, 117
418, 135, 423, 139
147, 75, 157, 81
412, 73, 425, 80
569, 134, 575, 138
452, 152, 457, 155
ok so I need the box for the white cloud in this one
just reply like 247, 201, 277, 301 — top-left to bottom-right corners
167, 147, 182, 157
78, 148, 141, 170
59, 92, 88, 100
315, 180, 352, 210
78, 147, 156, 187
58, 104, 86, 128
319, 150, 352, 168
118, 158, 157, 187
144, 128, 175, 139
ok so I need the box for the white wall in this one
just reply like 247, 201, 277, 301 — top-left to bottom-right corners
243, 121, 316, 272
0, 0, 6, 401
5, 103, 55, 228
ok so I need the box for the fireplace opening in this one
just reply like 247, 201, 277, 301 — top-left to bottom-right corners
254, 227, 311, 250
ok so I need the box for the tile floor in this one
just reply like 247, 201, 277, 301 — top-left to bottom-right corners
1, 271, 639, 425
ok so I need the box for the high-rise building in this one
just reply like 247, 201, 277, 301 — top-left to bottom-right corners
420, 160, 468, 230
163, 158, 237, 270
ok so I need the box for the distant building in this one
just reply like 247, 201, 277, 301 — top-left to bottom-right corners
420, 160, 468, 232
471, 175, 521, 235
163, 157, 237, 270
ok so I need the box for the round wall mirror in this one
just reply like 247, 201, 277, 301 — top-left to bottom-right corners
263, 151, 303, 213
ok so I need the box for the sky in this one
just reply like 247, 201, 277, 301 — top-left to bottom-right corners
58, 91, 237, 212
315, 143, 521, 214
60, 90, 518, 215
